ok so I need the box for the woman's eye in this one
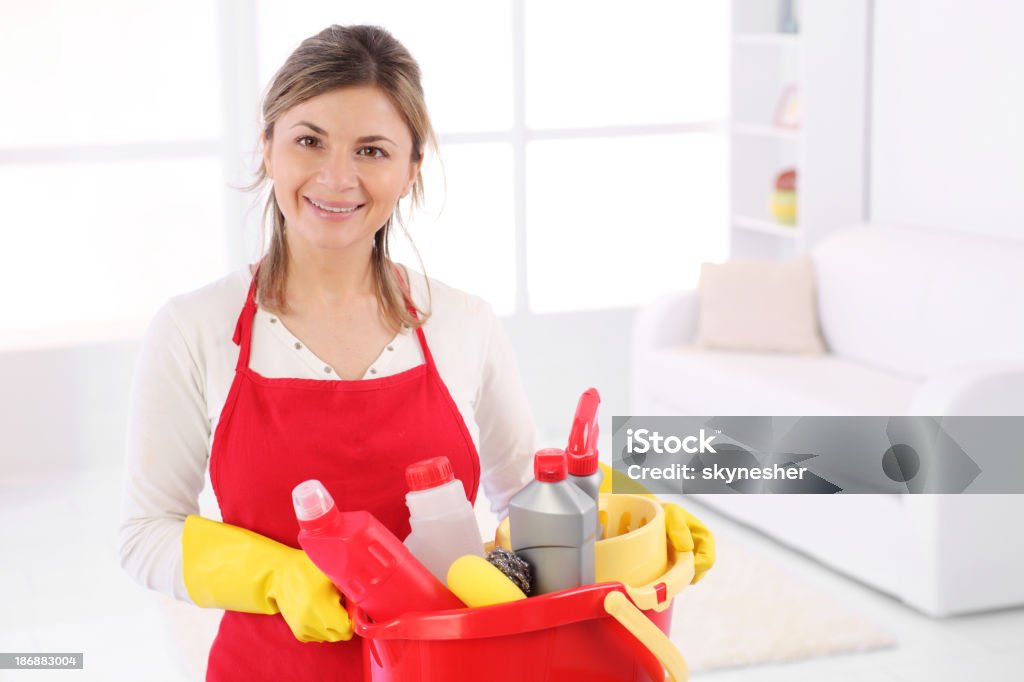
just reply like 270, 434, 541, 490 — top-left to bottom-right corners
296, 135, 319, 148
357, 146, 388, 159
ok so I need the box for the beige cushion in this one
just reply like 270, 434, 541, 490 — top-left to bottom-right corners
694, 256, 826, 354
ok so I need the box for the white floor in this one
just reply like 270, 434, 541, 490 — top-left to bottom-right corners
1, 467, 1022, 681
0, 468, 191, 682
679, 497, 1024, 681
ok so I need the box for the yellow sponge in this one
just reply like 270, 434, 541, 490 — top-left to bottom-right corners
446, 555, 527, 608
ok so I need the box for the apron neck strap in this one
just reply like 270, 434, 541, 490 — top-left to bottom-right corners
232, 261, 436, 372
231, 263, 260, 371
391, 263, 438, 370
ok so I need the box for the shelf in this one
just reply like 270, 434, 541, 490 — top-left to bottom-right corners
732, 123, 802, 140
732, 32, 800, 47
732, 216, 801, 239
729, 0, 868, 260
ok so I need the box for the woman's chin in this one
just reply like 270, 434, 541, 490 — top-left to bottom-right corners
286, 227, 376, 255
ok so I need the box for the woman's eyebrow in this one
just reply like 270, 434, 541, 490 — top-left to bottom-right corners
356, 135, 396, 146
290, 120, 328, 135
288, 122, 396, 147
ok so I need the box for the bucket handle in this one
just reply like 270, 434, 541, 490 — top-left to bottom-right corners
603, 591, 688, 682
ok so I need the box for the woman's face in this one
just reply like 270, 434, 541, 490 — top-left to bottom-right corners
263, 85, 420, 255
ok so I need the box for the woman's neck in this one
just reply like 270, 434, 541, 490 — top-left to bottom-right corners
283, 236, 378, 312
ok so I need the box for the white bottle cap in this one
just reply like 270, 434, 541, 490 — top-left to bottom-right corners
292, 479, 335, 521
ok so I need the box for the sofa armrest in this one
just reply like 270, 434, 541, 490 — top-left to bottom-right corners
630, 290, 699, 413
901, 494, 1024, 616
909, 365, 1024, 415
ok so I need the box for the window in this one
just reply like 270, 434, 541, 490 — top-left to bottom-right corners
256, 0, 728, 315
526, 133, 727, 313
0, 0, 226, 344
2, 0, 728, 341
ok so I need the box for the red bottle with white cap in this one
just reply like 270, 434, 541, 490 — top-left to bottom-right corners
292, 479, 464, 622
403, 456, 485, 585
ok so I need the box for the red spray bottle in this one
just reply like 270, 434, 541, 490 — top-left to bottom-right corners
292, 479, 465, 622
566, 388, 604, 539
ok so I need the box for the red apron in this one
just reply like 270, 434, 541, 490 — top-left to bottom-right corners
205, 264, 481, 681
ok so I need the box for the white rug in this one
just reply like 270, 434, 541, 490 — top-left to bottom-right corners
669, 535, 897, 674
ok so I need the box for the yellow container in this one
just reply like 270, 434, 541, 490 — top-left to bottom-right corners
495, 493, 670, 591
770, 189, 797, 225
493, 493, 694, 679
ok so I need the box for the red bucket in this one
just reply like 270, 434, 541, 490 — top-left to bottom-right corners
353, 548, 692, 682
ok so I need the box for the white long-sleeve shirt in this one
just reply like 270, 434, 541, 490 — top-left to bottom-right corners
119, 263, 537, 603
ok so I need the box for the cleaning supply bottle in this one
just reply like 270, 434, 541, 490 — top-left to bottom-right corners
403, 456, 485, 585
566, 388, 604, 539
292, 479, 464, 622
508, 449, 597, 595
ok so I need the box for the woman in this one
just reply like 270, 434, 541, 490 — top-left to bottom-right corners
119, 24, 713, 681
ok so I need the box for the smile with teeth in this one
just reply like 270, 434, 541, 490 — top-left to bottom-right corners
306, 197, 362, 213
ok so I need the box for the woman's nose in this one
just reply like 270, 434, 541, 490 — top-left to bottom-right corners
317, 151, 359, 191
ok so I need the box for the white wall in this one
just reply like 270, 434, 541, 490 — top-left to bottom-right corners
503, 308, 635, 445
0, 340, 137, 478
870, 0, 1024, 240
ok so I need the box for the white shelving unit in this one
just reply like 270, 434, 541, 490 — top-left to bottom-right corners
728, 0, 869, 260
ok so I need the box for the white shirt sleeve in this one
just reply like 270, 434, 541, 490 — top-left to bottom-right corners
472, 301, 537, 521
118, 298, 208, 603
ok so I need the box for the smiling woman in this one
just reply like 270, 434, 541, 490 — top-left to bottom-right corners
263, 87, 419, 270
247, 25, 437, 331
118, 24, 538, 682
117, 22, 714, 682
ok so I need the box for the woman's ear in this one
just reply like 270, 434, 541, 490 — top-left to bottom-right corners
402, 154, 424, 198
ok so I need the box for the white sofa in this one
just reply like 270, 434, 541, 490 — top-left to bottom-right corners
631, 224, 1024, 617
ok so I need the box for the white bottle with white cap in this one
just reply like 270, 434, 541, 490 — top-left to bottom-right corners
403, 456, 484, 585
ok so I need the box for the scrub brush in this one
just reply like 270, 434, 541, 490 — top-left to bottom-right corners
486, 547, 533, 596
447, 555, 527, 607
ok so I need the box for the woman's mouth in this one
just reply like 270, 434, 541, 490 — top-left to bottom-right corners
304, 196, 364, 219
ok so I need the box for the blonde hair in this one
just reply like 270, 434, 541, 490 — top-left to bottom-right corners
244, 24, 436, 329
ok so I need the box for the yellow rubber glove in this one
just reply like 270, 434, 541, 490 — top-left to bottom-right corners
598, 462, 715, 584
182, 514, 352, 643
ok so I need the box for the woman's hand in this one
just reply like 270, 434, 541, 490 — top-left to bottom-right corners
182, 515, 353, 642
270, 550, 354, 643
661, 502, 715, 583
597, 462, 715, 584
